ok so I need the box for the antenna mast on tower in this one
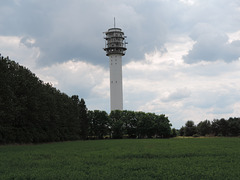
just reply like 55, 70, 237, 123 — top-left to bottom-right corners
114, 17, 116, 28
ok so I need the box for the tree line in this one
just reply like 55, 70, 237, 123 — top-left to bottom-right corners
88, 110, 171, 139
179, 118, 240, 137
0, 56, 89, 143
0, 56, 171, 144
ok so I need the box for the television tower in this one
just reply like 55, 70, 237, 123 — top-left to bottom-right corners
104, 19, 127, 111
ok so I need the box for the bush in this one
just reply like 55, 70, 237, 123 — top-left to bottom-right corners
192, 134, 200, 138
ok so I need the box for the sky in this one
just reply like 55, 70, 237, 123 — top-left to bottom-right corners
1, 0, 240, 128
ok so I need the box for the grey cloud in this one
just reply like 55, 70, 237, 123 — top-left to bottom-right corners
184, 38, 240, 63
207, 107, 234, 115
183, 23, 240, 63
20, 36, 35, 48
0, 1, 110, 66
0, 1, 53, 36
188, 88, 240, 112
1, 0, 240, 67
162, 88, 191, 102
0, 0, 170, 67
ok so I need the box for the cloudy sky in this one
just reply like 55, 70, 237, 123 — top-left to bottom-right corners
1, 0, 240, 128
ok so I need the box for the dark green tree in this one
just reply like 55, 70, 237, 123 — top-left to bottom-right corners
136, 111, 149, 138
184, 120, 197, 136
121, 110, 137, 138
197, 120, 211, 136
88, 110, 109, 139
79, 98, 88, 140
179, 126, 185, 136
109, 110, 124, 139
171, 128, 177, 137
211, 119, 229, 136
228, 117, 240, 136
155, 114, 171, 138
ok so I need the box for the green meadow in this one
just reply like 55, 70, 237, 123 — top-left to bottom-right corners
0, 138, 239, 180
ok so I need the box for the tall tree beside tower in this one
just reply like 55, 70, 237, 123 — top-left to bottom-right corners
79, 98, 88, 140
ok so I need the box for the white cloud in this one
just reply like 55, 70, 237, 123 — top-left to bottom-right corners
179, 0, 197, 6
0, 36, 40, 68
161, 88, 191, 102
227, 30, 240, 43
36, 60, 109, 98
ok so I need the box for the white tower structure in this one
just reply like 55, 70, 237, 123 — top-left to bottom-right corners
104, 20, 127, 111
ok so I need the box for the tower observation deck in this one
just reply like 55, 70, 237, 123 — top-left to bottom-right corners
104, 28, 127, 56
104, 23, 127, 111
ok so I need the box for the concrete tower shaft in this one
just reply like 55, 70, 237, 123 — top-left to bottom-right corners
104, 25, 127, 111
109, 54, 123, 110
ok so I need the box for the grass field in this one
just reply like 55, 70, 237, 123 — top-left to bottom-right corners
0, 138, 239, 180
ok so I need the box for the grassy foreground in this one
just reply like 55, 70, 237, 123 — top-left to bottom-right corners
0, 138, 239, 180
